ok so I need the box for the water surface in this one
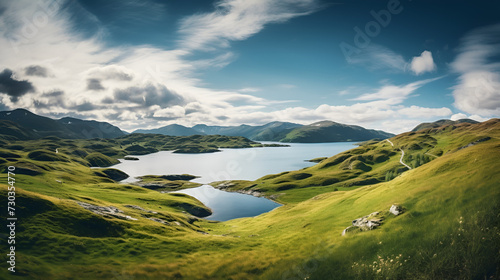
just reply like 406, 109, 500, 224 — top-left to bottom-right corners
114, 142, 355, 220
173, 185, 281, 221
116, 142, 355, 184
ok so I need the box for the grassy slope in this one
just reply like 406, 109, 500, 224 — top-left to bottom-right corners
0, 120, 499, 279
212, 120, 498, 204
280, 121, 393, 143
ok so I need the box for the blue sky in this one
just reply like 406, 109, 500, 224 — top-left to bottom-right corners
0, 0, 499, 133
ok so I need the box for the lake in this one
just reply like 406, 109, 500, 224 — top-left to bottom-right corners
173, 185, 282, 221
117, 142, 356, 184
114, 142, 355, 221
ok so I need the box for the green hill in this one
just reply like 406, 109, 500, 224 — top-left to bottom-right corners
280, 120, 394, 143
411, 118, 479, 132
0, 119, 498, 279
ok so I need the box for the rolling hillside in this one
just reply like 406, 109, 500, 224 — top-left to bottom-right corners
280, 120, 394, 143
411, 118, 479, 131
0, 119, 498, 279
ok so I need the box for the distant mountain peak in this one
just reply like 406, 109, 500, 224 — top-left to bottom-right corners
0, 108, 126, 139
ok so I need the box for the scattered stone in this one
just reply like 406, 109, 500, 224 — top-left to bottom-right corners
459, 137, 491, 150
216, 181, 236, 189
341, 226, 353, 236
124, 215, 138, 221
239, 189, 262, 197
342, 211, 383, 236
390, 204, 403, 216
146, 217, 170, 225
215, 182, 265, 197
76, 201, 137, 221
124, 205, 157, 214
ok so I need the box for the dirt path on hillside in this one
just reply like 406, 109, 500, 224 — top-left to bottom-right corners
385, 139, 412, 170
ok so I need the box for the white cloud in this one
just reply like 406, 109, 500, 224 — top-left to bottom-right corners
451, 113, 488, 122
238, 87, 260, 93
353, 76, 443, 104
214, 78, 452, 133
178, 0, 319, 51
468, 114, 489, 122
451, 24, 500, 116
398, 106, 451, 118
0, 0, 310, 131
348, 45, 407, 71
349, 46, 438, 76
450, 113, 468, 121
153, 105, 186, 119
410, 50, 436, 75
0, 1, 463, 135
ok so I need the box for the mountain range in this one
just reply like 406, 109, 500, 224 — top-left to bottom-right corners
1, 108, 480, 143
134, 121, 394, 142
0, 108, 126, 140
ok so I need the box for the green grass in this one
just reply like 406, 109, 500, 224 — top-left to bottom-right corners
0, 119, 499, 279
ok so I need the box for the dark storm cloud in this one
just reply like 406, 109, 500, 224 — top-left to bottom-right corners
113, 84, 184, 108
37, 90, 66, 109
104, 112, 122, 121
42, 90, 64, 97
33, 99, 51, 109
101, 97, 114, 104
25, 65, 49, 77
0, 69, 35, 102
87, 78, 105, 91
49, 111, 99, 120
216, 115, 229, 120
0, 102, 9, 111
72, 102, 100, 112
185, 103, 204, 114
103, 70, 133, 81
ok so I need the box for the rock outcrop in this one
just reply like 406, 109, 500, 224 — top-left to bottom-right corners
389, 204, 403, 216
76, 201, 137, 221
124, 205, 157, 214
342, 211, 383, 236
458, 136, 491, 150
215, 181, 263, 197
342, 205, 406, 235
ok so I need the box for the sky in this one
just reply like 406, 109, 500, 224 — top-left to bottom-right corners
0, 0, 499, 133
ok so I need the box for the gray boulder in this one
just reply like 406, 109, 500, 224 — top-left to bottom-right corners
343, 211, 383, 235
390, 204, 403, 215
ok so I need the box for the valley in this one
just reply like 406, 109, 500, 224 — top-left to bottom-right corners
0, 119, 499, 279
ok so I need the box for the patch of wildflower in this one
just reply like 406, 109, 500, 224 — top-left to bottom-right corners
351, 253, 410, 279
